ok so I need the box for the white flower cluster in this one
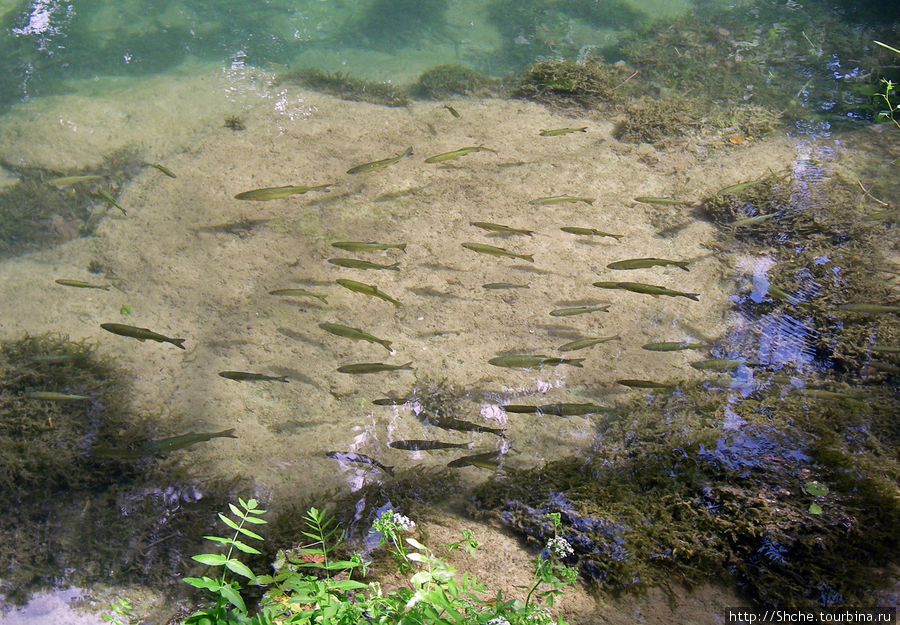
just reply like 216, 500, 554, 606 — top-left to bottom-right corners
523, 607, 553, 624
391, 511, 416, 531
547, 536, 574, 559
486, 618, 511, 625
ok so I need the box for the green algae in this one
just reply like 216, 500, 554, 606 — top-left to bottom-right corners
513, 58, 636, 111
411, 64, 494, 99
276, 68, 410, 107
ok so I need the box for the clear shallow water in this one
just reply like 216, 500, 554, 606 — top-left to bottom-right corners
0, 0, 898, 620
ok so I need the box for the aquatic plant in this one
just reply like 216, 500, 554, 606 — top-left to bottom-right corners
181, 501, 578, 624
513, 58, 635, 110
411, 64, 493, 99
276, 68, 410, 107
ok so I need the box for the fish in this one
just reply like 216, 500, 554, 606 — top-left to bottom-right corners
92, 428, 237, 459
346, 147, 413, 174
318, 322, 393, 353
606, 258, 689, 271
716, 180, 760, 195
443, 105, 461, 118
372, 396, 412, 406
26, 391, 91, 401
870, 345, 900, 353
218, 371, 290, 382
560, 227, 623, 239
731, 213, 777, 227
470, 222, 535, 236
766, 284, 801, 305
795, 388, 865, 402
488, 355, 584, 369
96, 189, 126, 215
389, 439, 473, 451
269, 288, 328, 303
483, 282, 530, 290
336, 279, 402, 307
327, 258, 401, 271
558, 335, 620, 351
326, 451, 394, 476
424, 146, 497, 163
234, 184, 331, 200
617, 379, 675, 389
641, 341, 707, 352
530, 196, 594, 205
461, 242, 533, 263
47, 174, 104, 187
447, 450, 501, 469
331, 241, 407, 253
837, 303, 900, 314
147, 163, 177, 178
549, 305, 610, 317
100, 323, 186, 349
55, 279, 111, 290
633, 196, 688, 205
539, 127, 588, 136
503, 403, 605, 416
30, 353, 86, 364
336, 362, 413, 374
418, 412, 505, 437
592, 281, 700, 301
690, 358, 744, 371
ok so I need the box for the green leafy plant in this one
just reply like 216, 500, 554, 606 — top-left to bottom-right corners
521, 513, 578, 610
183, 497, 267, 625
100, 597, 135, 625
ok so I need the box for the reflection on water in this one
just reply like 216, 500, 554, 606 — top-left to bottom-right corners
0, 0, 898, 619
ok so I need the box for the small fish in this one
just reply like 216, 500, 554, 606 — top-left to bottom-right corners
26, 391, 91, 401
336, 362, 413, 374
327, 258, 401, 271
503, 403, 604, 416
633, 196, 687, 205
530, 196, 594, 205
470, 222, 535, 236
389, 439, 472, 451
731, 213, 777, 227
372, 396, 411, 406
539, 127, 588, 136
424, 146, 496, 163
483, 282, 530, 290
347, 147, 413, 174
716, 180, 760, 195
92, 428, 237, 458
326, 451, 394, 476
488, 355, 584, 369
690, 358, 743, 371
617, 379, 675, 389
218, 371, 290, 382
607, 258, 689, 271
558, 335, 620, 351
269, 288, 328, 303
461, 242, 533, 263
795, 388, 865, 402
331, 241, 407, 253
419, 412, 505, 436
100, 323, 186, 349
55, 278, 110, 290
443, 105, 461, 118
549, 305, 610, 317
447, 450, 501, 470
234, 184, 331, 200
318, 322, 393, 353
837, 303, 900, 314
641, 341, 707, 352
47, 174, 104, 187
147, 162, 177, 178
336, 279, 402, 307
560, 227, 623, 239
592, 281, 699, 301
870, 345, 900, 353
96, 189, 126, 215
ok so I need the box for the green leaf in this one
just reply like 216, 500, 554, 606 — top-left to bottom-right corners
327, 579, 369, 591
225, 559, 257, 581
183, 576, 220, 591
324, 559, 360, 570
405, 537, 426, 550
193, 553, 228, 566
236, 526, 264, 541
410, 571, 432, 586
219, 584, 247, 613
804, 481, 829, 497
406, 553, 426, 563
229, 540, 262, 555
219, 513, 241, 531
809, 502, 823, 514
242, 516, 267, 525
229, 503, 244, 518
203, 535, 232, 544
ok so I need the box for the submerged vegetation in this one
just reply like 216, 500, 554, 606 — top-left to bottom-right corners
276, 69, 410, 107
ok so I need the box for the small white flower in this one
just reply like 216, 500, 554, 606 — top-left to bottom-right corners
547, 536, 574, 559
392, 512, 415, 531
487, 618, 511, 625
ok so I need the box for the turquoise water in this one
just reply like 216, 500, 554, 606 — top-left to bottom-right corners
0, 0, 898, 620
